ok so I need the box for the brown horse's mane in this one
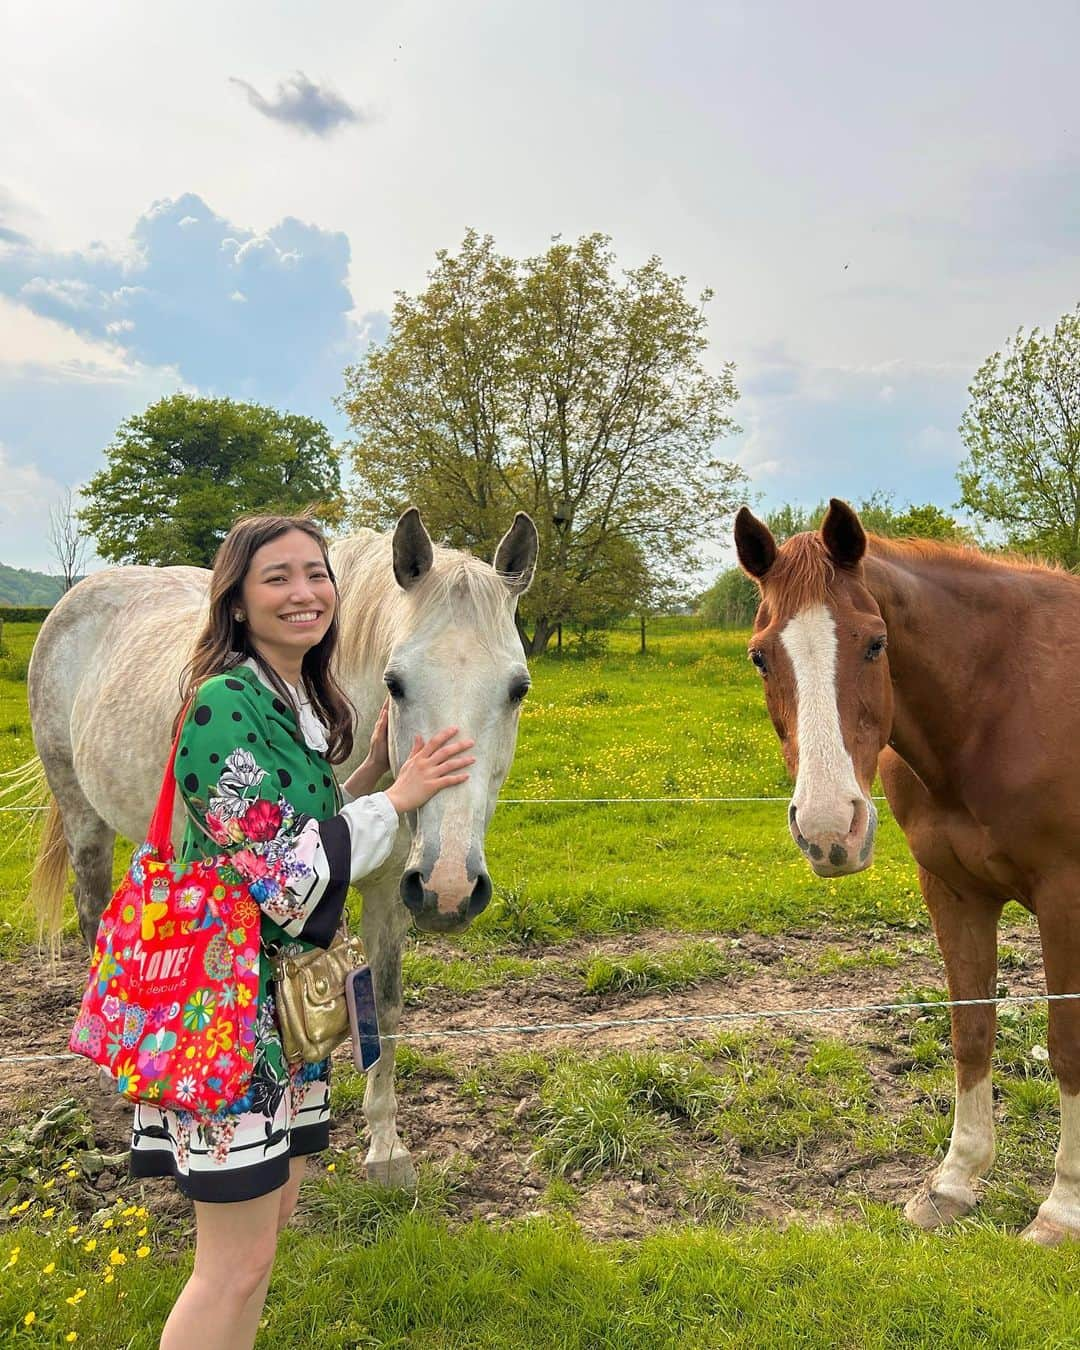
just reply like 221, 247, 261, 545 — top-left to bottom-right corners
761, 533, 834, 613
867, 533, 1069, 577
763, 530, 1072, 615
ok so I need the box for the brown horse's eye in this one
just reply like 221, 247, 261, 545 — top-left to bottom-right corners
865, 636, 887, 662
749, 648, 767, 675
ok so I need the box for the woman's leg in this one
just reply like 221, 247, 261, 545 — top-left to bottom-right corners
160, 1185, 283, 1350
232, 1158, 309, 1344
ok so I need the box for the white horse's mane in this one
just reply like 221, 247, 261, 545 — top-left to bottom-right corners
331, 529, 516, 666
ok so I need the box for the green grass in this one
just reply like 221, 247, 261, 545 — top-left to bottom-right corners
402, 949, 539, 1002
4, 1197, 1079, 1348
580, 939, 739, 995
519, 1038, 896, 1178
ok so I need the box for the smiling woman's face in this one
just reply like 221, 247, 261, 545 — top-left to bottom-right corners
239, 527, 337, 674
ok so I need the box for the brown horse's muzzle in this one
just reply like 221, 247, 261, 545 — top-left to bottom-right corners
789, 796, 877, 877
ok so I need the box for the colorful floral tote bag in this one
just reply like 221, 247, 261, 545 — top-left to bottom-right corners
70, 709, 260, 1119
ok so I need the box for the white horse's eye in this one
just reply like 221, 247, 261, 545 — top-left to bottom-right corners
384, 673, 406, 700
509, 680, 530, 703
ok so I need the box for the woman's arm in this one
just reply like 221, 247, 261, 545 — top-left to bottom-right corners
341, 701, 390, 801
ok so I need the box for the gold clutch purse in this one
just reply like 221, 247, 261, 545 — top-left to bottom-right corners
270, 927, 366, 1065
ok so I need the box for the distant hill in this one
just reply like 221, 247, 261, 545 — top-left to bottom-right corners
0, 563, 66, 606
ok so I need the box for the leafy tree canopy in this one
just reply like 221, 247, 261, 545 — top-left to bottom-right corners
340, 230, 744, 653
957, 305, 1080, 566
80, 394, 344, 566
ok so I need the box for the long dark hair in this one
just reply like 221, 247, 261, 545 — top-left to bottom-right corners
177, 513, 355, 764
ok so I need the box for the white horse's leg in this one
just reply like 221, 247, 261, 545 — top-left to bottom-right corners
359, 876, 416, 1189
38, 756, 116, 950
69, 811, 117, 950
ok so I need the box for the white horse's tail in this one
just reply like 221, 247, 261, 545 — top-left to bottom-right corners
0, 755, 69, 941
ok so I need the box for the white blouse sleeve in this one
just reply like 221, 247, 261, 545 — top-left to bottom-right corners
252, 793, 399, 945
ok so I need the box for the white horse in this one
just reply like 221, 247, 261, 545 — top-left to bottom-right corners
28, 508, 538, 1186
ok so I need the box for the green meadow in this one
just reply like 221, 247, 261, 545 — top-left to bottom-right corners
2, 619, 1076, 1350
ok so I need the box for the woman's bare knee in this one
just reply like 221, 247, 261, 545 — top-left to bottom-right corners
191, 1192, 281, 1303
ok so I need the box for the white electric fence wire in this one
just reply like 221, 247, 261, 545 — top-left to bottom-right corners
2, 796, 896, 812
2, 991, 1077, 1065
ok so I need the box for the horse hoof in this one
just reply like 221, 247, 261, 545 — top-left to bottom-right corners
903, 1184, 975, 1229
365, 1151, 417, 1191
1020, 1215, 1080, 1246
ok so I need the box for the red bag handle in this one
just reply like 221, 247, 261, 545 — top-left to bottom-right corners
145, 704, 191, 860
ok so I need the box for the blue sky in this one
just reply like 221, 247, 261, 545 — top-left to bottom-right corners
1, 0, 1078, 571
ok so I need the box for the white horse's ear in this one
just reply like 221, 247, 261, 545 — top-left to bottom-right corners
393, 508, 435, 591
493, 513, 538, 596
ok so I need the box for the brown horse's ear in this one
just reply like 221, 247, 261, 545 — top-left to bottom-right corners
392, 507, 435, 590
821, 498, 866, 568
734, 507, 778, 580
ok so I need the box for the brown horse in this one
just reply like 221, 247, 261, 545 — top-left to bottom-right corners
734, 498, 1080, 1245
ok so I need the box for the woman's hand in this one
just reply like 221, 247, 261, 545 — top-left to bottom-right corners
365, 700, 391, 779
341, 701, 393, 799
384, 727, 476, 815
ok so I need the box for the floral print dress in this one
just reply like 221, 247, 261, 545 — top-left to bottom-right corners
129, 664, 398, 1204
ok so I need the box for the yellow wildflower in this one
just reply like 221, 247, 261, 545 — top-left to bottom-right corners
66, 1334, 78, 1343
108, 1247, 126, 1266
103, 1218, 114, 1230
67, 1225, 79, 1236
82, 1237, 97, 1252
104, 1270, 115, 1285
122, 1205, 137, 1217
135, 1246, 150, 1259
43, 1206, 56, 1218
65, 1287, 87, 1306
43, 1261, 56, 1274
136, 1226, 147, 1237
42, 1179, 56, 1191
23, 1311, 36, 1327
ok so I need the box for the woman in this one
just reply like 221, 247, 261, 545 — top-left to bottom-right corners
130, 513, 474, 1349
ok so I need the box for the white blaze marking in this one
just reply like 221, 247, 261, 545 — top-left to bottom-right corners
780, 604, 862, 841
935, 1078, 996, 1203
1035, 1089, 1080, 1234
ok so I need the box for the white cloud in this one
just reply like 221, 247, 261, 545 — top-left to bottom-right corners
0, 295, 131, 376
20, 276, 100, 310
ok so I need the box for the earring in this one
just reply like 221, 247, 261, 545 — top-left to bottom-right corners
234, 610, 245, 622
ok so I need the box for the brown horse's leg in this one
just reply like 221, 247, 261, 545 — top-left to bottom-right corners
1021, 898, 1080, 1244
904, 867, 1002, 1229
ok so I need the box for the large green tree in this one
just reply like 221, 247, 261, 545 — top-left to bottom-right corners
340, 231, 744, 654
80, 395, 344, 566
957, 305, 1080, 565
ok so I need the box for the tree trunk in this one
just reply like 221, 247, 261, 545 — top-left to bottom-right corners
639, 614, 646, 654
515, 617, 555, 657
557, 623, 563, 652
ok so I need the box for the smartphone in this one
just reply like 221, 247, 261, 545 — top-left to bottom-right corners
345, 965, 382, 1072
